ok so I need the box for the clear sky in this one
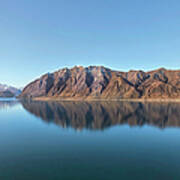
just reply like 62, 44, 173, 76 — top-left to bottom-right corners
0, 0, 180, 87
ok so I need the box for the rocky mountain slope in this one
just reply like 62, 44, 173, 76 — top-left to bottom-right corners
20, 66, 180, 99
0, 84, 21, 97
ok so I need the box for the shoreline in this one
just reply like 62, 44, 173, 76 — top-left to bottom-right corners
30, 97, 180, 103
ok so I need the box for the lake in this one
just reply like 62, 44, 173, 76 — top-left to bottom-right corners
1, 99, 180, 180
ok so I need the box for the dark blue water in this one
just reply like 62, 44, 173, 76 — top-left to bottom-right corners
1, 99, 180, 180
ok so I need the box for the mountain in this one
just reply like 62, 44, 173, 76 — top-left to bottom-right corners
0, 90, 14, 97
20, 66, 180, 100
0, 84, 21, 97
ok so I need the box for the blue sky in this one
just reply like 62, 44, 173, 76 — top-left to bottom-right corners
0, 0, 180, 87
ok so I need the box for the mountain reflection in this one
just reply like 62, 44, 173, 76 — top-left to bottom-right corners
0, 100, 19, 110
21, 100, 180, 130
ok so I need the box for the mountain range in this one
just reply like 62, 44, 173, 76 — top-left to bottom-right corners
0, 84, 21, 97
20, 66, 180, 100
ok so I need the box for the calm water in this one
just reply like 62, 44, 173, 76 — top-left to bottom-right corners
1, 99, 180, 180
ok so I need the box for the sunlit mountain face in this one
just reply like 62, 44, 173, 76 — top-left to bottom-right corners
20, 66, 180, 100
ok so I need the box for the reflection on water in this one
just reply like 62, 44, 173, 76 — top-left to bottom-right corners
1, 99, 180, 180
0, 99, 19, 110
21, 100, 180, 130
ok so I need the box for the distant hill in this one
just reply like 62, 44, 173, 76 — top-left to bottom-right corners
20, 66, 180, 100
0, 90, 15, 97
0, 84, 21, 97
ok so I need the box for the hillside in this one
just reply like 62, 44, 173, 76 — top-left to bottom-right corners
20, 66, 180, 100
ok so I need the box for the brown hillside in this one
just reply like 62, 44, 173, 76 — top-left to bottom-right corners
20, 66, 180, 99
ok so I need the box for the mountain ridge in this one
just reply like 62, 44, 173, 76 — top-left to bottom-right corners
0, 83, 21, 97
20, 66, 180, 100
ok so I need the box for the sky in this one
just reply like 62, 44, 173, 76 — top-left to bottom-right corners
0, 0, 180, 87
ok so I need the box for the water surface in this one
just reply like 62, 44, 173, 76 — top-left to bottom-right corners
1, 100, 180, 180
